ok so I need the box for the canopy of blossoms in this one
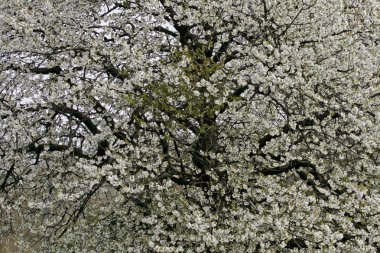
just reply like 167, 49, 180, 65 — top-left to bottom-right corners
1, 0, 380, 252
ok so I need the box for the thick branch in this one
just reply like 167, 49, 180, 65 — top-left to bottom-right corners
0, 163, 15, 192
27, 143, 91, 159
52, 103, 101, 135
154, 26, 178, 37
30, 66, 62, 75
260, 159, 316, 175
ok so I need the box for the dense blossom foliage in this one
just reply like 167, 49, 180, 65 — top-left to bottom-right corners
1, 0, 380, 252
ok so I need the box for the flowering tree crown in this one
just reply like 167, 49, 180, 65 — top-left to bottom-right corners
1, 0, 380, 252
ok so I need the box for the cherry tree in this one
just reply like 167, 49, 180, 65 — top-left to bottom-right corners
1, 0, 380, 252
